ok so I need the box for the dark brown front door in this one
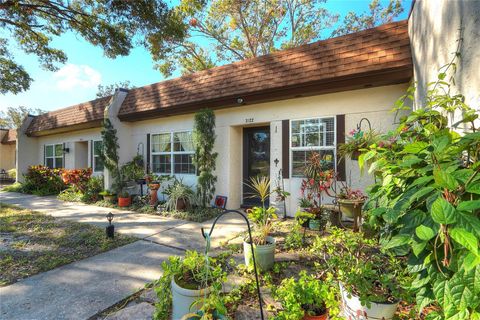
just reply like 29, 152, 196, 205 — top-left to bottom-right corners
243, 126, 270, 206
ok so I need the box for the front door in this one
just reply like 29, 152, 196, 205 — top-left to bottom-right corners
243, 126, 270, 206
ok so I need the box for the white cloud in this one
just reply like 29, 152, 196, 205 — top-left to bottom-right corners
54, 64, 102, 91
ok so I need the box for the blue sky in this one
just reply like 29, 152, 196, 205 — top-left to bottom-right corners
0, 0, 412, 113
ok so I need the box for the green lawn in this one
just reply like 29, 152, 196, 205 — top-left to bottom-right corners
0, 203, 136, 286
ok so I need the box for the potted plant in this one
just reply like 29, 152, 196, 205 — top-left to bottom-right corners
153, 251, 225, 320
163, 178, 195, 211
275, 271, 332, 320
99, 189, 115, 203
337, 185, 367, 231
313, 228, 403, 320
244, 176, 277, 271
118, 191, 131, 207
184, 285, 228, 320
295, 210, 315, 228
338, 128, 378, 160
298, 153, 335, 231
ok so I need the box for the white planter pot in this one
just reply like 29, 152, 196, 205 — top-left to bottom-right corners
339, 282, 399, 320
243, 236, 276, 271
171, 278, 211, 320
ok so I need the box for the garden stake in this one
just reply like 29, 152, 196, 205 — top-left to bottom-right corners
201, 210, 264, 320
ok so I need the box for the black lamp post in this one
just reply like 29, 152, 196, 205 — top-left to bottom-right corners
106, 212, 114, 239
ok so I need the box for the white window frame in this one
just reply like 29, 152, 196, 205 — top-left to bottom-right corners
290, 116, 337, 178
92, 140, 104, 172
45, 143, 64, 169
150, 131, 195, 175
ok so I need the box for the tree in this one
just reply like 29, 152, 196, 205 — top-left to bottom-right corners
100, 119, 123, 194
152, 0, 339, 77
332, 0, 404, 37
0, 0, 170, 95
193, 108, 218, 208
0, 106, 45, 129
96, 81, 136, 98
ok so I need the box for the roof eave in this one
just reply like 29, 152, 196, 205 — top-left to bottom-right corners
118, 65, 412, 122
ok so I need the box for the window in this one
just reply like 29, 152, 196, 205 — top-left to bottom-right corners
93, 140, 104, 172
151, 131, 195, 175
290, 117, 336, 177
45, 144, 64, 169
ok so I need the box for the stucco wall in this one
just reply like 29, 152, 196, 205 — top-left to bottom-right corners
130, 83, 408, 213
409, 0, 480, 111
35, 128, 102, 169
0, 143, 15, 172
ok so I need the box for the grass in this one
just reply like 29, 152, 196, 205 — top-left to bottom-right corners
0, 203, 136, 286
2, 182, 23, 193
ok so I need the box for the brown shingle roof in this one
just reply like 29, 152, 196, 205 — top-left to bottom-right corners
1, 129, 16, 144
26, 96, 112, 135
118, 20, 411, 121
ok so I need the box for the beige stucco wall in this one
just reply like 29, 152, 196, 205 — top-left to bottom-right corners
35, 128, 102, 179
0, 140, 15, 172
409, 0, 480, 112
130, 83, 408, 214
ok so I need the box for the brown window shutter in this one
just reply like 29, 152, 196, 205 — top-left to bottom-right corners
44, 145, 46, 166
146, 134, 150, 173
282, 119, 290, 179
62, 143, 66, 168
90, 140, 93, 169
336, 114, 346, 181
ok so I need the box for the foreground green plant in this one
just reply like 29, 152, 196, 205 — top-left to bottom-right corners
312, 228, 407, 306
273, 271, 339, 320
360, 64, 480, 318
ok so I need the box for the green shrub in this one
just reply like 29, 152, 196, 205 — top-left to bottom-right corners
57, 187, 83, 202
81, 176, 104, 203
22, 165, 65, 195
284, 224, 303, 250
2, 182, 23, 193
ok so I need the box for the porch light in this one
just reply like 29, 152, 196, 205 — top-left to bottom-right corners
63, 147, 70, 154
106, 212, 114, 239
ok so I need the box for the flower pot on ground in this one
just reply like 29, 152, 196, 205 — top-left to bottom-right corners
339, 282, 399, 320
171, 277, 212, 319
118, 192, 131, 207
274, 271, 333, 320
153, 251, 225, 320
99, 190, 115, 203
163, 178, 195, 212
243, 236, 276, 271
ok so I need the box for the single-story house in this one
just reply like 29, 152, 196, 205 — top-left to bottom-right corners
0, 129, 16, 178
12, 0, 480, 215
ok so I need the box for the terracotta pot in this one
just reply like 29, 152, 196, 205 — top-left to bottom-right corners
176, 198, 187, 211
118, 196, 131, 207
351, 150, 361, 160
304, 312, 328, 320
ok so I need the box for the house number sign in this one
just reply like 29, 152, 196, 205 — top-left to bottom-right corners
245, 118, 254, 123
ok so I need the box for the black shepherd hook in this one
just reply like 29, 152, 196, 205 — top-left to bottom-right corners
201, 210, 264, 320
356, 117, 372, 132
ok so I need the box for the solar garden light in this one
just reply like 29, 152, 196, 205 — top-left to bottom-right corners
106, 212, 114, 239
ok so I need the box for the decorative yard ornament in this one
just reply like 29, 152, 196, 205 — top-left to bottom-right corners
106, 212, 114, 239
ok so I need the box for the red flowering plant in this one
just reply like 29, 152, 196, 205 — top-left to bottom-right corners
337, 183, 367, 202
299, 153, 335, 221
61, 168, 92, 193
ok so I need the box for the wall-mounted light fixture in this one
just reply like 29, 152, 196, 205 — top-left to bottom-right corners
63, 147, 70, 154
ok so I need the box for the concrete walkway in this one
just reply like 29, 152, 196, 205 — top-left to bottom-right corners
0, 191, 247, 320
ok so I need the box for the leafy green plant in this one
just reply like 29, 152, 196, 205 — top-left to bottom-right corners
273, 271, 337, 320
312, 228, 406, 306
81, 176, 104, 203
7, 168, 16, 179
100, 119, 125, 195
120, 155, 145, 181
163, 178, 196, 211
358, 61, 480, 318
99, 189, 114, 196
193, 108, 218, 208
57, 186, 83, 202
295, 210, 315, 227
153, 251, 225, 320
284, 224, 304, 250
22, 165, 65, 195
